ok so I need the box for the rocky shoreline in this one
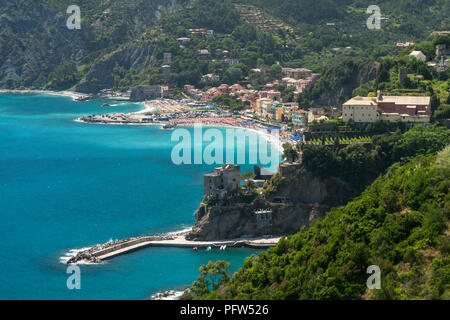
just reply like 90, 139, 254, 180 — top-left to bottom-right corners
66, 235, 175, 264
188, 167, 353, 241
65, 232, 280, 265
151, 290, 185, 300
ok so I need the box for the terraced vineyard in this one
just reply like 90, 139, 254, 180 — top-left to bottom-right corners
306, 136, 372, 145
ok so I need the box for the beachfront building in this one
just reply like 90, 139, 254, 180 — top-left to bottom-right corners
281, 102, 299, 121
269, 103, 282, 121
254, 98, 273, 118
342, 96, 379, 123
204, 165, 241, 199
292, 109, 308, 127
130, 85, 168, 102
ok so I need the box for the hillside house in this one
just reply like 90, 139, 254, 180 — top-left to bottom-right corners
342, 93, 431, 123
409, 50, 427, 62
292, 109, 308, 127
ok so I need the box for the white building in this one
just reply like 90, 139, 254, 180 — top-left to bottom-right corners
342, 97, 379, 123
254, 98, 273, 118
409, 50, 427, 62
342, 94, 431, 124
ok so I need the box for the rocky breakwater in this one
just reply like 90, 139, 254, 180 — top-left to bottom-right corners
66, 235, 174, 264
186, 164, 352, 241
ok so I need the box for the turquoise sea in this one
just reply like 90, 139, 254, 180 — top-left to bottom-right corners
0, 93, 277, 300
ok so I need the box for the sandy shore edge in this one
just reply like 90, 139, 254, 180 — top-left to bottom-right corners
0, 89, 90, 100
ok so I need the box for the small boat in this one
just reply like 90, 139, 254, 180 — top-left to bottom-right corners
193, 247, 198, 251
102, 103, 111, 107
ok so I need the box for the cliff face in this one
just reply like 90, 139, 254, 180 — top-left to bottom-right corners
187, 169, 352, 241
74, 43, 158, 94
0, 1, 90, 88
0, 0, 175, 91
299, 60, 379, 109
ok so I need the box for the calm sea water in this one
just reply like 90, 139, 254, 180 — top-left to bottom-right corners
0, 94, 276, 300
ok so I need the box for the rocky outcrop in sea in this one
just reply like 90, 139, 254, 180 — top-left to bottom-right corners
187, 167, 352, 241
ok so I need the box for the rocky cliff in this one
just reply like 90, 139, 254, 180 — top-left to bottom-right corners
74, 42, 158, 94
187, 168, 352, 241
0, 1, 90, 88
0, 0, 177, 91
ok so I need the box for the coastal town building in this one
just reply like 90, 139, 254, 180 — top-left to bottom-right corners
254, 98, 273, 118
204, 165, 241, 199
342, 93, 431, 123
201, 74, 220, 83
292, 109, 308, 127
282, 68, 313, 80
307, 108, 327, 123
183, 69, 317, 106
259, 90, 281, 102
270, 104, 283, 121
197, 49, 210, 58
342, 97, 379, 123
377, 94, 431, 122
396, 42, 415, 50
188, 28, 214, 37
281, 102, 299, 121
409, 50, 427, 62
130, 85, 168, 101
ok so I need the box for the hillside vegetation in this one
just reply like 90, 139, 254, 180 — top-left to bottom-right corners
1, 0, 449, 94
183, 126, 450, 300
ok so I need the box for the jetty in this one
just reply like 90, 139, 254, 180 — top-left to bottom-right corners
66, 233, 280, 264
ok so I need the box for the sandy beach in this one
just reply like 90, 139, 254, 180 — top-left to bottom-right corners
0, 89, 90, 100
76, 98, 289, 152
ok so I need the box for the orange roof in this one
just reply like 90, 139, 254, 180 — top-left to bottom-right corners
295, 109, 306, 114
